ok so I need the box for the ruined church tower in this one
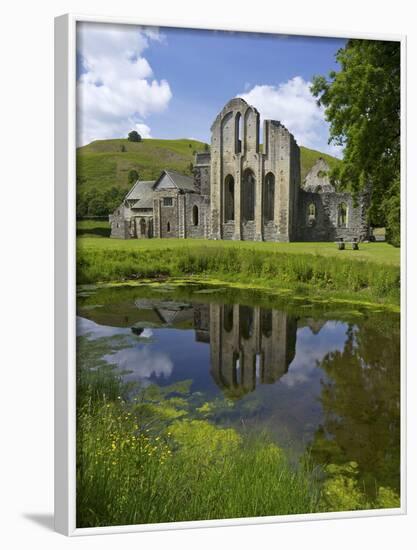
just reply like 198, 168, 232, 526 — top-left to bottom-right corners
209, 98, 300, 242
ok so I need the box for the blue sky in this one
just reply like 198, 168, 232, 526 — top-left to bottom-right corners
76, 23, 345, 155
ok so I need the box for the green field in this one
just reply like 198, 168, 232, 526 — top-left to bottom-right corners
77, 229, 400, 308
76, 138, 340, 196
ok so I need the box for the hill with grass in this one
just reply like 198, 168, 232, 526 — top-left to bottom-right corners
76, 138, 340, 217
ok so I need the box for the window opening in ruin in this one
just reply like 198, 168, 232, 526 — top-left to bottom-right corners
338, 203, 348, 228
242, 169, 255, 221
192, 205, 199, 226
235, 112, 242, 153
224, 175, 235, 221
264, 172, 275, 222
308, 202, 316, 221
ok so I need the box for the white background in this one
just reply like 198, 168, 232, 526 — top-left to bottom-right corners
0, 0, 415, 547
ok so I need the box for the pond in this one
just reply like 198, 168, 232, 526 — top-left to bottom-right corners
77, 282, 400, 513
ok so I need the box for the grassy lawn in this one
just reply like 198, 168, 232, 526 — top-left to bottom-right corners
76, 233, 400, 308
78, 234, 400, 267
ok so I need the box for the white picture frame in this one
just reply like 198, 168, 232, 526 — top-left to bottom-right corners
54, 13, 407, 536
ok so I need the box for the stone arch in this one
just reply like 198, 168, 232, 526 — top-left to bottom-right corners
338, 202, 348, 228
139, 218, 146, 236
242, 169, 255, 222
263, 172, 275, 222
224, 174, 235, 222
192, 205, 199, 226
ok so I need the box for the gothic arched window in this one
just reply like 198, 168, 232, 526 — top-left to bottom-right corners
224, 175, 235, 222
242, 169, 255, 221
192, 205, 199, 226
235, 112, 242, 153
263, 172, 275, 222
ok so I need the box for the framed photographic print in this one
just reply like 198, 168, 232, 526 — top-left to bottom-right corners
54, 13, 406, 536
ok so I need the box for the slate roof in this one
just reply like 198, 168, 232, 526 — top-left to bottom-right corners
125, 180, 155, 209
154, 170, 196, 193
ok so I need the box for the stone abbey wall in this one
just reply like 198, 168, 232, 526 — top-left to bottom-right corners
109, 98, 369, 242
209, 98, 300, 242
297, 190, 369, 241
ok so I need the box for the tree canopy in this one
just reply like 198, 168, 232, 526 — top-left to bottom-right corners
128, 130, 142, 142
311, 40, 401, 246
128, 169, 139, 184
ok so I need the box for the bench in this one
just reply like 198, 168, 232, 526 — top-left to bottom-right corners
335, 240, 359, 250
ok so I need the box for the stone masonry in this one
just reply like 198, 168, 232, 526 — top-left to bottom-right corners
110, 98, 369, 242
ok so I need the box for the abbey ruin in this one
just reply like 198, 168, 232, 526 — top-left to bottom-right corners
110, 98, 369, 242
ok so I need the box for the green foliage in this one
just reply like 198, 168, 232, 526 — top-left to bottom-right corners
312, 40, 400, 245
375, 487, 401, 508
128, 130, 141, 142
76, 138, 208, 215
319, 462, 400, 512
77, 186, 126, 217
128, 169, 139, 184
320, 462, 369, 512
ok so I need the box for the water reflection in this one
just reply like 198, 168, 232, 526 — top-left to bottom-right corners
77, 290, 400, 495
207, 305, 296, 398
78, 299, 332, 398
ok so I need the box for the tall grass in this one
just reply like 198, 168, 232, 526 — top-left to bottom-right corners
77, 398, 321, 527
77, 244, 400, 304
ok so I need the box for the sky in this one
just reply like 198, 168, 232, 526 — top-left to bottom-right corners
76, 22, 346, 156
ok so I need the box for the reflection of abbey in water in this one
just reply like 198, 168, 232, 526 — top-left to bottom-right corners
128, 301, 297, 396
192, 304, 297, 398
79, 298, 297, 397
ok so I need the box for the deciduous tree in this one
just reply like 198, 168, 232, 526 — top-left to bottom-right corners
311, 40, 400, 246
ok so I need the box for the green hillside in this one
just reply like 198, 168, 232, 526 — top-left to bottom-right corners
299, 146, 340, 182
76, 138, 340, 217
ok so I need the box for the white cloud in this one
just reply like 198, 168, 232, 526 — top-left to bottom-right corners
77, 23, 172, 145
238, 77, 343, 157
107, 346, 174, 381
134, 122, 152, 139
